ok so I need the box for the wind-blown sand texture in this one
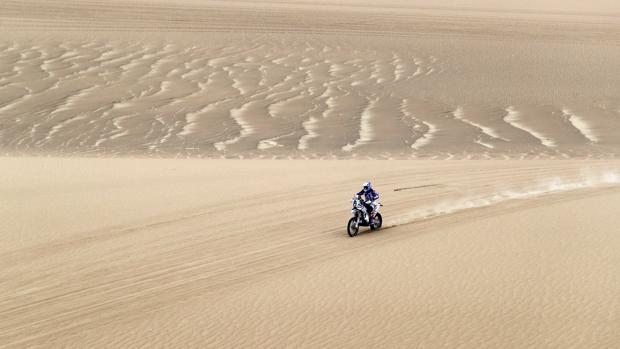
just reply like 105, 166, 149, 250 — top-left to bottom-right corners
1, 0, 620, 158
2, 158, 620, 348
2, 1, 620, 348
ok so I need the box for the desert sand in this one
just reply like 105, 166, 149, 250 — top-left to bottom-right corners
2, 1, 620, 348
2, 0, 620, 158
3, 158, 620, 348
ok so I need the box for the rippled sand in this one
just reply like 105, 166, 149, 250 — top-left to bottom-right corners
2, 0, 620, 158
2, 1, 620, 348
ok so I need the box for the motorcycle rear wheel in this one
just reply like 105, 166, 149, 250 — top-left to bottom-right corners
370, 213, 383, 231
347, 217, 359, 237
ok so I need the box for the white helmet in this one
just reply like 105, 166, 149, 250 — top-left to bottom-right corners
362, 181, 371, 189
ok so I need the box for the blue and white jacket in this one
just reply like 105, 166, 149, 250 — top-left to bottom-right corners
357, 186, 379, 202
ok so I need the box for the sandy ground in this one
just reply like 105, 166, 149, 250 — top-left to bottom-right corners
2, 157, 620, 348
2, 1, 620, 348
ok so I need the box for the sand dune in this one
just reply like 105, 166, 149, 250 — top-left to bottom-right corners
1, 0, 620, 158
1, 36, 618, 158
2, 1, 620, 348
2, 158, 620, 348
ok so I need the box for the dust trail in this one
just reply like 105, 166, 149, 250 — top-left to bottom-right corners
389, 170, 620, 226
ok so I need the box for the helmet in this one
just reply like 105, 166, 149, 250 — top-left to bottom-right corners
362, 181, 371, 190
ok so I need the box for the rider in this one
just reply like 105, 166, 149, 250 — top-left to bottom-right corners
356, 181, 379, 224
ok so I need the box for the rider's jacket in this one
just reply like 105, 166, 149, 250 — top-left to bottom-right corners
357, 187, 379, 202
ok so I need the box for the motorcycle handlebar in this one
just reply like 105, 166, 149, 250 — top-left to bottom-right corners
352, 197, 384, 206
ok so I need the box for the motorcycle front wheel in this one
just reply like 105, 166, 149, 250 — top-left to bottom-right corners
347, 217, 359, 237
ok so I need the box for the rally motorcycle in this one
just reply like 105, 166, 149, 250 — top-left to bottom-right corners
347, 196, 383, 237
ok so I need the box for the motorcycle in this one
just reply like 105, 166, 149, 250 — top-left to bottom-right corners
347, 196, 383, 237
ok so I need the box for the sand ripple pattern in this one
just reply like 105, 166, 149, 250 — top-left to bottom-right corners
2, 159, 620, 348
1, 39, 620, 158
